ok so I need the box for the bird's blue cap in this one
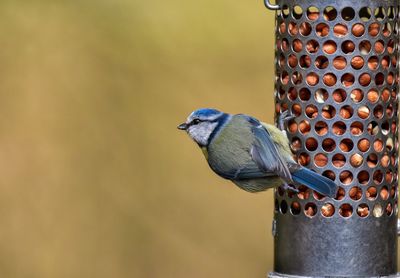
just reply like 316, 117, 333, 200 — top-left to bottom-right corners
189, 108, 223, 120
178, 108, 224, 130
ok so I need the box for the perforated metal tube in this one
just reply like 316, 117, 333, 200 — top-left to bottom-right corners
268, 0, 399, 276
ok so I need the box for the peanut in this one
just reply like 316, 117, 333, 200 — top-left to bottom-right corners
368, 23, 380, 36
350, 123, 363, 135
381, 57, 389, 69
292, 39, 303, 52
342, 41, 355, 53
374, 41, 384, 53
339, 140, 352, 152
387, 74, 394, 85
368, 56, 378, 70
352, 23, 365, 37
386, 172, 393, 183
275, 103, 280, 114
340, 171, 352, 184
357, 206, 369, 217
333, 57, 346, 70
386, 204, 393, 216
300, 22, 312, 36
305, 206, 315, 217
288, 122, 298, 133
333, 158, 345, 168
360, 41, 371, 55
306, 40, 319, 53
367, 157, 377, 168
300, 55, 311, 68
317, 127, 328, 135
291, 139, 301, 152
323, 41, 337, 54
342, 74, 354, 87
334, 24, 347, 37
305, 138, 317, 150
388, 42, 394, 53
380, 187, 389, 200
374, 140, 383, 152
359, 73, 371, 86
381, 155, 389, 167
383, 25, 391, 37
374, 106, 383, 118
299, 121, 310, 134
358, 138, 370, 152
351, 56, 364, 69
335, 187, 345, 200
333, 89, 346, 102
391, 56, 397, 67
390, 187, 395, 198
321, 110, 331, 119
358, 106, 370, 119
367, 187, 377, 200
340, 205, 353, 218
315, 153, 328, 167
321, 204, 334, 217
323, 73, 336, 86
350, 154, 363, 167
281, 39, 289, 51
349, 187, 362, 200
279, 22, 286, 34
297, 186, 310, 199
313, 191, 325, 201
358, 171, 369, 184
381, 89, 390, 101
292, 104, 301, 115
288, 22, 298, 35
340, 107, 352, 119
306, 73, 319, 86
288, 55, 298, 68
307, 11, 319, 21
315, 56, 328, 69
316, 23, 329, 37
298, 153, 310, 166
333, 123, 345, 135
305, 105, 318, 118
367, 89, 378, 103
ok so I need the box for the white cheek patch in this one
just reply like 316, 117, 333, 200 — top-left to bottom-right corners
188, 122, 218, 146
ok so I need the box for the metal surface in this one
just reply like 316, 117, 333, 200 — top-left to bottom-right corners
264, 0, 280, 11
268, 272, 400, 278
271, 0, 399, 276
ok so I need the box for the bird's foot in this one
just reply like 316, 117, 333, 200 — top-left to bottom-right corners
282, 183, 299, 193
278, 110, 295, 131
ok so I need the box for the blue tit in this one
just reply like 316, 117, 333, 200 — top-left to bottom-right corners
178, 108, 338, 197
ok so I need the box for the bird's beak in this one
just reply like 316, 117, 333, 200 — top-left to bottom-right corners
177, 123, 188, 130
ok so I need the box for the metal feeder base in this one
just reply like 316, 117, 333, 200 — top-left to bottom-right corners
269, 272, 400, 278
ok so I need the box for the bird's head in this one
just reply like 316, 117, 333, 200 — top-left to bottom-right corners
178, 108, 229, 146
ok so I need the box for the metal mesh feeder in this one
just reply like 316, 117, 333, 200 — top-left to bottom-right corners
265, 0, 399, 276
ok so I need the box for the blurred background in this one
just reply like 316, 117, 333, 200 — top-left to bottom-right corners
0, 0, 299, 277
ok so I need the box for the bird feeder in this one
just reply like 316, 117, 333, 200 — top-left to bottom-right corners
265, 0, 399, 276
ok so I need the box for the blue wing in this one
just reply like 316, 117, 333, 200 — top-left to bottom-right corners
245, 116, 292, 181
292, 167, 337, 197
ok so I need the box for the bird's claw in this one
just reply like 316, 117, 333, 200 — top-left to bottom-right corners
278, 110, 295, 131
282, 183, 299, 193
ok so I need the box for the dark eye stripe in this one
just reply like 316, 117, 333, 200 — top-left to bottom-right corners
189, 119, 201, 126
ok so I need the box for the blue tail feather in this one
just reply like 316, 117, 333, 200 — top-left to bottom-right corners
292, 167, 337, 198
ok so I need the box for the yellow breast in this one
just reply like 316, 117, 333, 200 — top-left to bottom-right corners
201, 147, 208, 160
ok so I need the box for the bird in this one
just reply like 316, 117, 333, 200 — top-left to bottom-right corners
178, 108, 338, 197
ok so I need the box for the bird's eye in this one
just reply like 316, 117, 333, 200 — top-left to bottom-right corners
192, 119, 201, 125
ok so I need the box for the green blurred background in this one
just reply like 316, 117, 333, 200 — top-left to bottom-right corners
0, 0, 289, 277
